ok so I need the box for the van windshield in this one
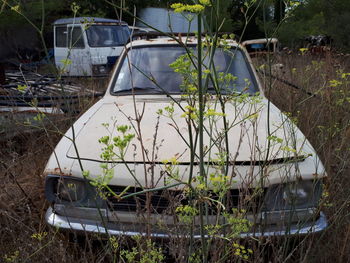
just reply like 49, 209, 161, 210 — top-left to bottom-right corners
112, 46, 258, 95
86, 25, 130, 47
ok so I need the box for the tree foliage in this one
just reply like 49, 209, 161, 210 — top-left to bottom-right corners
0, 0, 349, 52
220, 0, 277, 40
278, 0, 350, 50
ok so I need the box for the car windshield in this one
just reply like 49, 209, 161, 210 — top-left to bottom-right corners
86, 25, 130, 47
112, 46, 258, 95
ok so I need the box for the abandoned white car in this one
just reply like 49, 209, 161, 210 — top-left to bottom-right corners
44, 34, 327, 238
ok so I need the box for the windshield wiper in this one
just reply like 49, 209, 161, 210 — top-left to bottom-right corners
206, 86, 243, 95
206, 86, 229, 94
206, 86, 217, 91
115, 86, 162, 93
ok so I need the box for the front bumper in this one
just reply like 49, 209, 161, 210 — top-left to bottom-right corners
45, 207, 327, 238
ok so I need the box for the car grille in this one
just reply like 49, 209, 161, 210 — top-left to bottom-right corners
106, 185, 263, 215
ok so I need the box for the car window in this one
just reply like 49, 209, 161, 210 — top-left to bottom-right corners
68, 26, 85, 49
111, 46, 258, 95
56, 26, 67, 47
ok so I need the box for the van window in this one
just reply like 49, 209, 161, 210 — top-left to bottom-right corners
56, 26, 67, 47
86, 25, 130, 47
68, 26, 85, 49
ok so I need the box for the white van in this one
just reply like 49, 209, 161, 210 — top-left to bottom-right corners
54, 17, 130, 77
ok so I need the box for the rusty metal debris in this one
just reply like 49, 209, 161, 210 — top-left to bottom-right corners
1, 70, 103, 108
0, 69, 104, 140
304, 35, 332, 54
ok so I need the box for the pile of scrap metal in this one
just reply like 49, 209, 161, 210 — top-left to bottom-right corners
0, 70, 103, 141
304, 35, 332, 54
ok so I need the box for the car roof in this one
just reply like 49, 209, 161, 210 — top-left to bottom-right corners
53, 17, 127, 25
127, 35, 240, 48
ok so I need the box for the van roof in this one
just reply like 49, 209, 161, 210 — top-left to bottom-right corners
53, 17, 127, 25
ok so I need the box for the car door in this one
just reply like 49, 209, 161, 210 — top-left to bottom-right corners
54, 25, 69, 75
54, 25, 91, 76
67, 25, 91, 76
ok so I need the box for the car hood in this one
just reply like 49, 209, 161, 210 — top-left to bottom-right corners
44, 94, 325, 187
65, 95, 313, 163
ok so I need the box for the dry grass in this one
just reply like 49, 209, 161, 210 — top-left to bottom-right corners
0, 53, 349, 262
258, 50, 350, 262
0, 79, 103, 262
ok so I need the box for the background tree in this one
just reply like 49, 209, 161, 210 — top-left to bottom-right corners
278, 0, 350, 50
1, 0, 350, 57
225, 0, 274, 40
274, 0, 285, 24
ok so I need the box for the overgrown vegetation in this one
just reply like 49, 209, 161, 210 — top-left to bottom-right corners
2, 48, 349, 263
0, 0, 349, 263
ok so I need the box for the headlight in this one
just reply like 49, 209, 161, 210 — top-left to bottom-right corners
264, 180, 322, 211
45, 175, 107, 219
57, 178, 86, 202
45, 175, 90, 203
